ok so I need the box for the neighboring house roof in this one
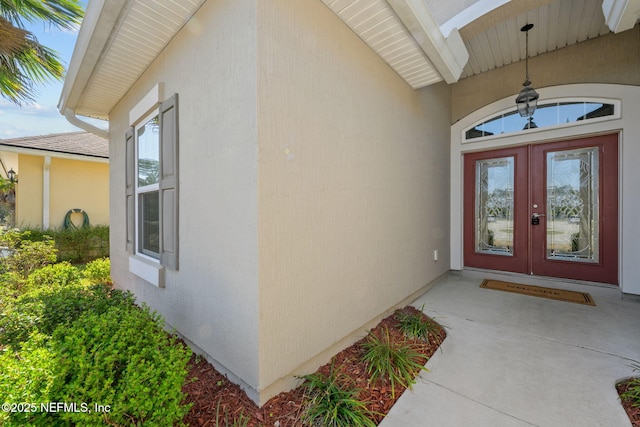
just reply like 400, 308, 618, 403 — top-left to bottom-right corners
0, 131, 108, 161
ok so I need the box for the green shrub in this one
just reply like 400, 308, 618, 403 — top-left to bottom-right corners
25, 261, 81, 293
395, 306, 443, 345
360, 327, 429, 398
622, 378, 640, 407
0, 271, 23, 305
621, 363, 640, 408
0, 283, 135, 349
0, 230, 57, 278
81, 257, 111, 285
0, 333, 58, 426
18, 225, 109, 264
300, 362, 376, 427
49, 305, 192, 426
0, 306, 192, 427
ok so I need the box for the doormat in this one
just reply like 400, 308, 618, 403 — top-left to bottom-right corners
480, 279, 596, 306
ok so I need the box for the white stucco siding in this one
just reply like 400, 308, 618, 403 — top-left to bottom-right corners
108, 0, 261, 399
256, 0, 452, 402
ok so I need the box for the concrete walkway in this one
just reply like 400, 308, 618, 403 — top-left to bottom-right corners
379, 274, 640, 427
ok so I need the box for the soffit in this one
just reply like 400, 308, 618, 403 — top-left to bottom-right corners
73, 0, 205, 119
320, 0, 444, 88
322, 0, 637, 85
458, 0, 612, 79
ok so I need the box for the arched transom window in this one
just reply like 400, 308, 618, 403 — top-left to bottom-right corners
464, 100, 619, 141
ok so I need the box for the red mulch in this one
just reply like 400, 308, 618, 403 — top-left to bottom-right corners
182, 306, 446, 426
617, 379, 640, 427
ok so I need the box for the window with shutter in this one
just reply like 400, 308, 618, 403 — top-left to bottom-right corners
126, 92, 179, 286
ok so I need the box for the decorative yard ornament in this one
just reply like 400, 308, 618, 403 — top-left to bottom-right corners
515, 23, 539, 118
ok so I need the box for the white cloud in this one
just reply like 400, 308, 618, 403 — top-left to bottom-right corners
0, 104, 82, 138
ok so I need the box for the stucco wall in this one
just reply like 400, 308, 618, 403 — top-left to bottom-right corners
108, 0, 452, 405
15, 154, 43, 227
49, 158, 109, 227
256, 0, 451, 402
451, 25, 640, 123
12, 154, 108, 229
108, 0, 261, 400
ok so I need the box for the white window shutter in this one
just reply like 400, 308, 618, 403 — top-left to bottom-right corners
159, 94, 179, 270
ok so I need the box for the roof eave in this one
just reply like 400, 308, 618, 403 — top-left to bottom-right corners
386, 0, 469, 84
58, 0, 129, 133
602, 0, 640, 33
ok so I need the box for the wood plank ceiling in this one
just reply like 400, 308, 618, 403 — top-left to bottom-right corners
459, 0, 611, 79
321, 0, 614, 86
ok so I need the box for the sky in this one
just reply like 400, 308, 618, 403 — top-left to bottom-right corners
0, 13, 87, 139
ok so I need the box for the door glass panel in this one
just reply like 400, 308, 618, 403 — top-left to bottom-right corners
475, 157, 515, 255
546, 147, 599, 262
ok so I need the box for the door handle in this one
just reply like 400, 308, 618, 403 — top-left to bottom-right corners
531, 213, 545, 225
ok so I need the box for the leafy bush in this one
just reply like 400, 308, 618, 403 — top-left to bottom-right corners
0, 333, 58, 426
24, 261, 81, 293
0, 230, 57, 278
0, 305, 192, 426
0, 283, 135, 349
0, 289, 192, 427
360, 327, 428, 398
300, 363, 376, 427
0, 271, 23, 305
81, 257, 111, 285
17, 225, 109, 264
42, 305, 193, 426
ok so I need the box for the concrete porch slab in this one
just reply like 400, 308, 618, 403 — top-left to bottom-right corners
379, 274, 640, 427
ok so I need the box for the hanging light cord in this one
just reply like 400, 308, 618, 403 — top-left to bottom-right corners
522, 23, 534, 86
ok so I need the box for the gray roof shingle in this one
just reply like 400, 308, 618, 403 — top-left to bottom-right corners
0, 131, 108, 159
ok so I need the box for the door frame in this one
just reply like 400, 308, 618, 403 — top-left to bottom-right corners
449, 84, 640, 295
463, 136, 618, 284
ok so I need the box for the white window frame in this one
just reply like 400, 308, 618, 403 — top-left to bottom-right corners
134, 108, 161, 262
125, 83, 179, 288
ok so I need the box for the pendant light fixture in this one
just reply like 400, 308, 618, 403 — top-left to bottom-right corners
515, 23, 539, 117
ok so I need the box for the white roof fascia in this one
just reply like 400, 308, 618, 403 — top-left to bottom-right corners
58, 0, 129, 136
439, 0, 510, 37
602, 0, 640, 33
387, 0, 469, 84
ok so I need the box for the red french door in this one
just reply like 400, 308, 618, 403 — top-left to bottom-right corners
464, 134, 618, 285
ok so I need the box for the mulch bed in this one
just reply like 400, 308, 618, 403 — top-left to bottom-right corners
182, 306, 446, 426
617, 379, 640, 427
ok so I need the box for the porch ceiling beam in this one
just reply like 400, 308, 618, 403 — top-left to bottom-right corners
386, 0, 469, 84
602, 0, 640, 33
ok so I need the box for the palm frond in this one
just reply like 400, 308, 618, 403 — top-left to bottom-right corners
0, 16, 29, 55
0, 0, 83, 30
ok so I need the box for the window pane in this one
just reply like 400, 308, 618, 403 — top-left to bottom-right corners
465, 102, 615, 140
475, 157, 514, 255
138, 115, 160, 186
140, 191, 160, 257
546, 147, 599, 263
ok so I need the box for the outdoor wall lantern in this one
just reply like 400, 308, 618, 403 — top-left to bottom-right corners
515, 23, 539, 118
7, 168, 18, 183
